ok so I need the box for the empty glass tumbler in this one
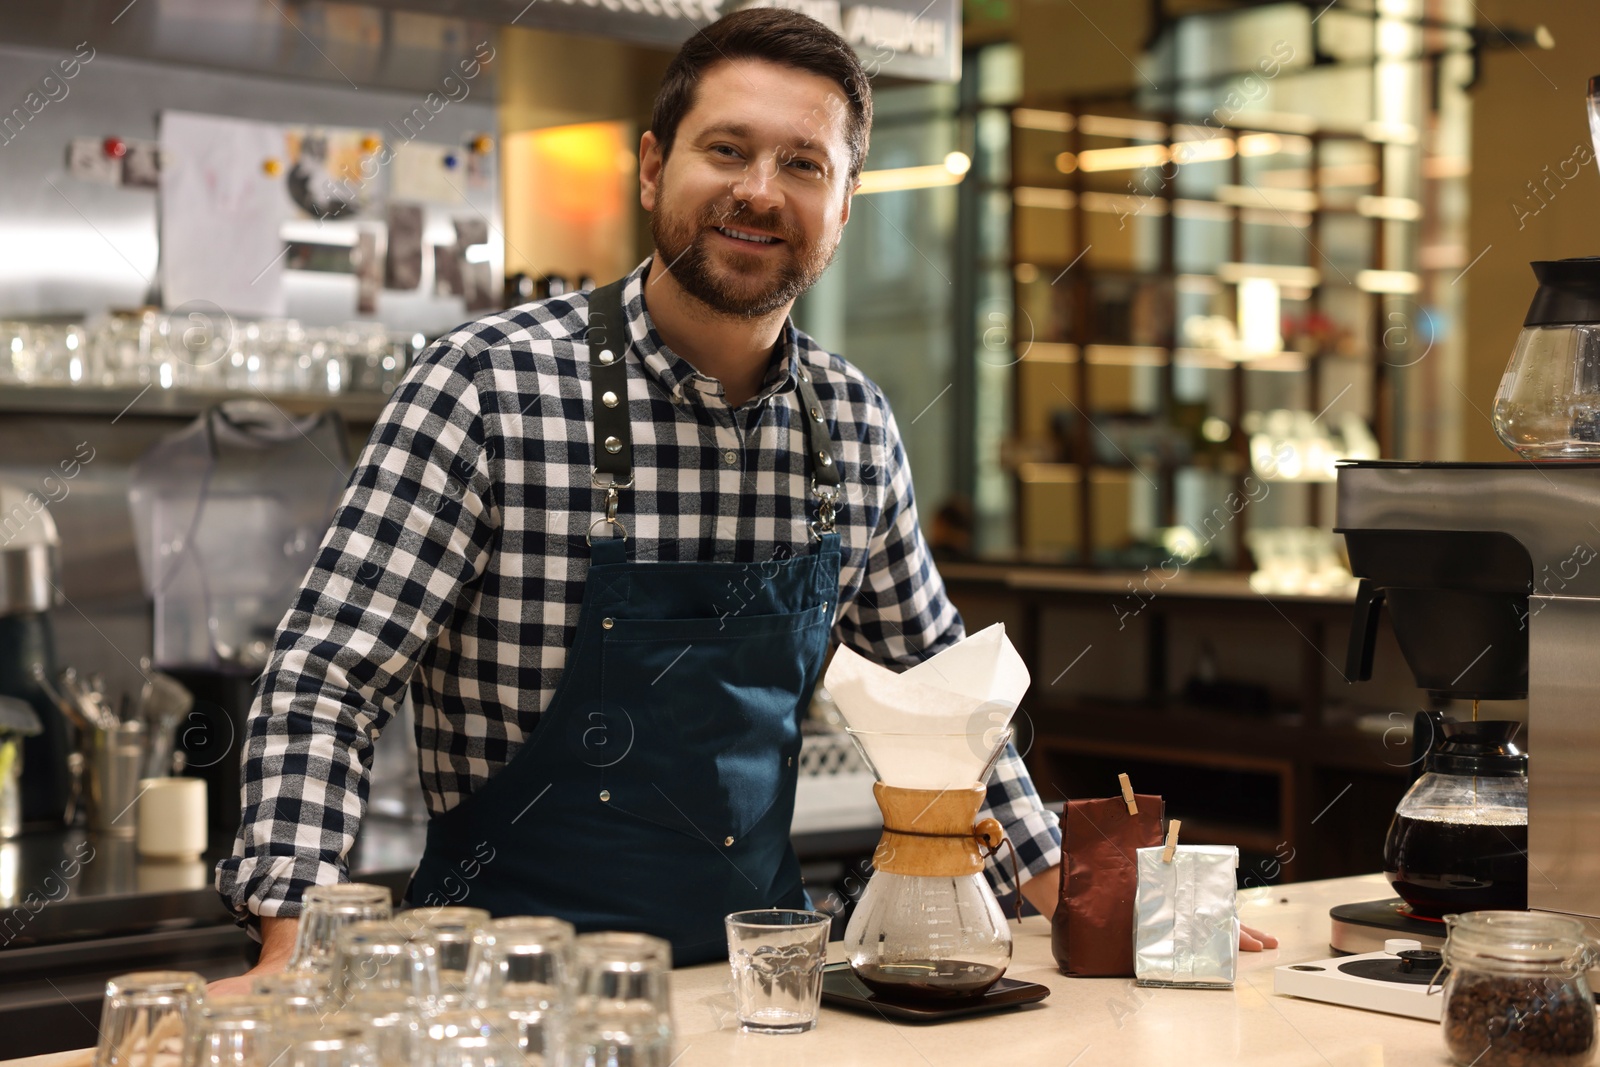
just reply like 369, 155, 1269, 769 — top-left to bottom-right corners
196, 993, 280, 1067
405, 906, 490, 994
467, 916, 574, 1066
725, 910, 831, 1034
95, 970, 206, 1067
286, 883, 393, 980
570, 932, 674, 1067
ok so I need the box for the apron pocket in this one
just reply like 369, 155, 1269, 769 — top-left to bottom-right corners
599, 607, 828, 842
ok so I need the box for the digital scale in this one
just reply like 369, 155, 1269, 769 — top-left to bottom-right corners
1273, 937, 1444, 1022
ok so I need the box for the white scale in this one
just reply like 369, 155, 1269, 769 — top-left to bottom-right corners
1273, 939, 1445, 1021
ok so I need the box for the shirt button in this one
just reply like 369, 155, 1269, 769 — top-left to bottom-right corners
600, 790, 611, 802
723, 450, 737, 465
724, 836, 735, 847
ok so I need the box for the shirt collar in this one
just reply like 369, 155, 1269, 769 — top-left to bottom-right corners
619, 258, 804, 407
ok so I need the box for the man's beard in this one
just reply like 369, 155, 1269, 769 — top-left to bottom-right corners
650, 195, 837, 318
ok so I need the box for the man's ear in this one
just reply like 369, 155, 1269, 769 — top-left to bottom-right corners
839, 178, 857, 227
639, 130, 663, 213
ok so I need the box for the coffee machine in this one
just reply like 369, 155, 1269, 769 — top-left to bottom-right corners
1333, 459, 1600, 950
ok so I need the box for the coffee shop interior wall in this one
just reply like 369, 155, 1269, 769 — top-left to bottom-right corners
0, 37, 501, 702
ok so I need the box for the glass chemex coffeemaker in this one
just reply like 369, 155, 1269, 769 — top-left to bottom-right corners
822, 624, 1029, 1001
1335, 255, 1600, 952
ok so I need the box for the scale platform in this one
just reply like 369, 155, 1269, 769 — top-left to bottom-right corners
1328, 898, 1446, 954
1274, 943, 1444, 1021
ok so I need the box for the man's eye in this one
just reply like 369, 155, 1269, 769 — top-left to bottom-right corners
711, 145, 741, 158
788, 159, 821, 174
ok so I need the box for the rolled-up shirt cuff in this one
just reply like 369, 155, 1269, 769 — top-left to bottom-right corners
215, 851, 347, 928
984, 807, 1062, 896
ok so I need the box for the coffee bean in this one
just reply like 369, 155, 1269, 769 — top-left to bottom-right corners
1442, 972, 1595, 1067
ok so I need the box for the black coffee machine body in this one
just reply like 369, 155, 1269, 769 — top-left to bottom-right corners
1337, 459, 1600, 939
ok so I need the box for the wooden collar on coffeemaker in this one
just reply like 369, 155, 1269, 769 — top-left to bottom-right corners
870, 782, 1007, 878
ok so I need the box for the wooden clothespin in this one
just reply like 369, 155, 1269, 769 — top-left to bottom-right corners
1162, 819, 1182, 863
1117, 772, 1138, 816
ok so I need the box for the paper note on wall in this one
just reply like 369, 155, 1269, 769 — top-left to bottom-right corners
391, 141, 465, 204
159, 111, 292, 318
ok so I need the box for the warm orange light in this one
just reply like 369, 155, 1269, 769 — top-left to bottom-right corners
524, 123, 626, 224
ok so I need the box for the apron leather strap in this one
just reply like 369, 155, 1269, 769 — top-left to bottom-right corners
586, 278, 633, 483
584, 275, 843, 533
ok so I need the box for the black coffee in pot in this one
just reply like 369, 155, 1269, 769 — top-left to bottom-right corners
1384, 813, 1529, 917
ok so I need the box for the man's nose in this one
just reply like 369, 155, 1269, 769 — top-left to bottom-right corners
730, 155, 785, 214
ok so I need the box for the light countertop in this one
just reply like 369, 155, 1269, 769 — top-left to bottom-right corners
6, 873, 1451, 1067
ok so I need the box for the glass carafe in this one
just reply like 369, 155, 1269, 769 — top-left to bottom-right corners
1383, 719, 1528, 917
1494, 258, 1600, 457
841, 729, 1014, 1000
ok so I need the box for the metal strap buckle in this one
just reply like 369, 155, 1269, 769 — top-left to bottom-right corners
587, 469, 633, 545
809, 479, 839, 540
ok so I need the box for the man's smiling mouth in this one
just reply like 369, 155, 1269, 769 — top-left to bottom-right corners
717, 226, 780, 244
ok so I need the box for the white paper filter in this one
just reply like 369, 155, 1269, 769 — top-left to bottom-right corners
822, 623, 1031, 790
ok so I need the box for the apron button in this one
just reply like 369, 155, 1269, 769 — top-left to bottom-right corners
600, 790, 611, 802
787, 757, 793, 767
724, 836, 735, 847
602, 617, 614, 629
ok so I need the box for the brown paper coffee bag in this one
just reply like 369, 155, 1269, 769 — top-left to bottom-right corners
1051, 792, 1165, 977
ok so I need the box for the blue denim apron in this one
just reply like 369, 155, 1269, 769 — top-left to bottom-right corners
408, 279, 844, 966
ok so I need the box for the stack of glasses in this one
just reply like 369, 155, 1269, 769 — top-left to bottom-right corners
91, 883, 676, 1067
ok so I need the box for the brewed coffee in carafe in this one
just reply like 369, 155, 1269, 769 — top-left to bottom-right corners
1382, 717, 1528, 917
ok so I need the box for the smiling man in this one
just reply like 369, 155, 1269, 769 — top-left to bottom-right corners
212, 10, 1269, 988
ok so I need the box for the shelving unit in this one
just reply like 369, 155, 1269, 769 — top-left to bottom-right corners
1005, 102, 1418, 568
0, 384, 391, 423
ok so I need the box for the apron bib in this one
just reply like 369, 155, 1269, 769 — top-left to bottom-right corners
407, 278, 844, 966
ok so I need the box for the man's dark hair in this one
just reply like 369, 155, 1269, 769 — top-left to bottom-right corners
650, 7, 873, 182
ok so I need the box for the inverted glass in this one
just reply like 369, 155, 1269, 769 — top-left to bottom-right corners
466, 915, 573, 1066
570, 932, 674, 1067
95, 970, 206, 1067
287, 883, 393, 978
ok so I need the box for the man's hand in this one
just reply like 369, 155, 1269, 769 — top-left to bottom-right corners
1018, 864, 1060, 920
206, 916, 300, 996
1240, 924, 1278, 951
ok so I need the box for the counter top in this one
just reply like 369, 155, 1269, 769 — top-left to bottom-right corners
6, 873, 1451, 1067
662, 872, 1444, 1067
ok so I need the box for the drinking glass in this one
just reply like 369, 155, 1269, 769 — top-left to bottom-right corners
331, 917, 440, 1013
94, 970, 206, 1067
197, 993, 279, 1067
570, 932, 674, 1067
467, 915, 573, 1065
252, 969, 325, 1027
1, 321, 35, 384
406, 906, 490, 993
287, 882, 392, 979
284, 1016, 376, 1067
419, 1009, 524, 1067
725, 910, 831, 1034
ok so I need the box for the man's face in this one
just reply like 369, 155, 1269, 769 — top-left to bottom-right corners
640, 58, 857, 318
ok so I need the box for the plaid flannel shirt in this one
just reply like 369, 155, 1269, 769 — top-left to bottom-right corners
216, 259, 1061, 921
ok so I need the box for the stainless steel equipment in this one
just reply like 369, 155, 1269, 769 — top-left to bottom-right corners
1337, 459, 1600, 928
0, 482, 70, 826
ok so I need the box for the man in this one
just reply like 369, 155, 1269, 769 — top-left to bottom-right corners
214, 9, 1270, 986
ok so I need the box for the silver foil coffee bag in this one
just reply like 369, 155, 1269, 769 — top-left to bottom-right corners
1133, 844, 1239, 988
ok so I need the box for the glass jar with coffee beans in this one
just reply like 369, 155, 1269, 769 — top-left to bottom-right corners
1439, 910, 1598, 1067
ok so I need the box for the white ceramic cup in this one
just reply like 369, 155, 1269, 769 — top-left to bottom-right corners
136, 776, 207, 860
